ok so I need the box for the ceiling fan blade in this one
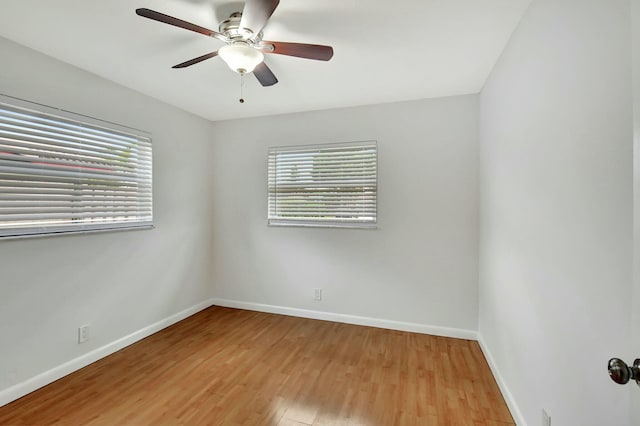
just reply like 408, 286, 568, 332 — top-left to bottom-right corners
136, 8, 225, 41
240, 0, 280, 35
253, 62, 278, 87
262, 41, 334, 61
172, 51, 219, 69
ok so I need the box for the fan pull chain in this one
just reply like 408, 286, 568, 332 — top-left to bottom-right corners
239, 73, 245, 104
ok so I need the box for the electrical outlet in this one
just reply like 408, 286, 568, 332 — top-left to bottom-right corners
78, 325, 90, 344
314, 288, 322, 301
542, 409, 551, 426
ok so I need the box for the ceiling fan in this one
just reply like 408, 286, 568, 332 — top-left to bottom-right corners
135, 0, 334, 87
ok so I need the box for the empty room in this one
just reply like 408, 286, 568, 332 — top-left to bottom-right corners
0, 0, 638, 425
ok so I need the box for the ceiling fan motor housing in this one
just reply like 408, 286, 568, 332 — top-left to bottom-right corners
219, 12, 263, 43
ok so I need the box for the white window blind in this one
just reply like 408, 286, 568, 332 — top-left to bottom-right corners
0, 95, 152, 239
268, 141, 377, 228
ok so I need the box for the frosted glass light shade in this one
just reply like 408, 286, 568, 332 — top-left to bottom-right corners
218, 43, 264, 74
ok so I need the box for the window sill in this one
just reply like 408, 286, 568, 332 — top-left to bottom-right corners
267, 220, 377, 230
0, 224, 154, 241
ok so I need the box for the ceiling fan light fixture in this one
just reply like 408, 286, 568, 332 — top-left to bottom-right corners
218, 43, 264, 74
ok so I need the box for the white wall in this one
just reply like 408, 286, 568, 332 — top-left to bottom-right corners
479, 0, 633, 424
0, 37, 215, 402
210, 96, 479, 334
632, 0, 640, 424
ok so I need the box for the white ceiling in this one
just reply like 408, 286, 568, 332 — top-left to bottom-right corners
0, 0, 531, 122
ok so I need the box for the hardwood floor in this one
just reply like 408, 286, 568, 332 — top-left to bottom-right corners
0, 307, 513, 425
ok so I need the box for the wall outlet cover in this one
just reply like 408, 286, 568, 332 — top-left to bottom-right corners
78, 325, 90, 344
542, 409, 551, 426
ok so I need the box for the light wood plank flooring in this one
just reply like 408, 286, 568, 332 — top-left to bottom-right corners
0, 307, 514, 425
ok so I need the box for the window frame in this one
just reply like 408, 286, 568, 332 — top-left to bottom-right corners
0, 94, 153, 240
267, 140, 378, 229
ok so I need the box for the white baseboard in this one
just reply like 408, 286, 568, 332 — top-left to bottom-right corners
477, 334, 526, 426
0, 299, 215, 408
211, 298, 478, 340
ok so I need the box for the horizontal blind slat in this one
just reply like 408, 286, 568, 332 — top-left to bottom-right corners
269, 150, 377, 163
0, 151, 148, 175
270, 181, 376, 188
0, 188, 149, 199
0, 193, 150, 201
0, 177, 150, 190
0, 164, 150, 183
0, 200, 152, 207
0, 205, 150, 214
268, 214, 375, 220
271, 167, 377, 175
0, 210, 152, 220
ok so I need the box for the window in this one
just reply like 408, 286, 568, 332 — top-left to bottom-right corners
268, 141, 377, 228
0, 95, 152, 239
